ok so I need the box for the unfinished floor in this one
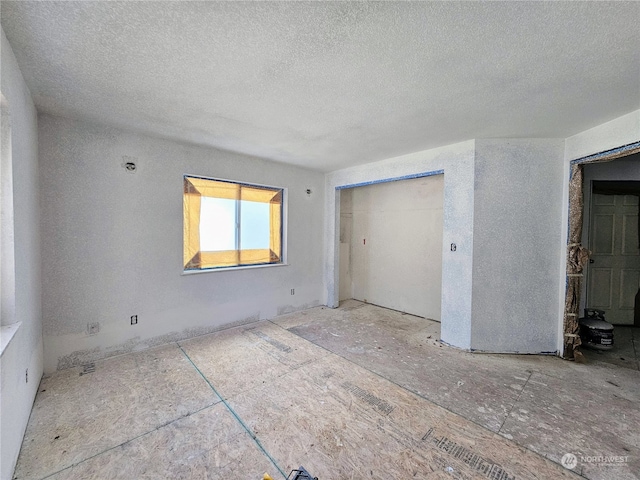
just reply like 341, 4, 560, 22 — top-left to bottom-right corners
581, 326, 639, 371
13, 300, 639, 480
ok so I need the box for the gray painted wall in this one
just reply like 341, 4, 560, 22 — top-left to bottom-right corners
470, 139, 565, 353
0, 28, 43, 480
39, 114, 325, 374
340, 175, 444, 319
325, 141, 476, 349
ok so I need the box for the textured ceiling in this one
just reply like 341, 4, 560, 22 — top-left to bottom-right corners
1, 1, 639, 172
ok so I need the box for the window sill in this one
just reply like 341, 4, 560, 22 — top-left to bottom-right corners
1, 322, 22, 357
182, 262, 289, 275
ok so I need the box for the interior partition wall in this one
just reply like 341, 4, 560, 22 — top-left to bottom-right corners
324, 140, 477, 351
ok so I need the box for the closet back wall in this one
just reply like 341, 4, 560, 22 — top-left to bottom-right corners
339, 175, 444, 319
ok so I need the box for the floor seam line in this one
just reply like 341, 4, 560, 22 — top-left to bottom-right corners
289, 329, 535, 438
36, 402, 218, 480
498, 371, 532, 434
178, 345, 287, 479
282, 325, 574, 473
281, 326, 491, 427
223, 356, 326, 402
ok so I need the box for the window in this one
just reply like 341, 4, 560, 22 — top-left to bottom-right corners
183, 175, 284, 271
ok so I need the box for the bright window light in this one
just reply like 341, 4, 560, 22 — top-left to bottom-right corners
183, 175, 284, 270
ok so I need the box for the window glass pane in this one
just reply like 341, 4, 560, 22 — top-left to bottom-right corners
184, 175, 283, 270
240, 200, 270, 250
199, 197, 236, 251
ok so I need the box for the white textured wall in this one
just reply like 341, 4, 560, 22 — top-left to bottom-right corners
325, 141, 475, 349
565, 110, 640, 162
342, 175, 444, 319
39, 114, 325, 373
0, 28, 43, 480
471, 139, 565, 353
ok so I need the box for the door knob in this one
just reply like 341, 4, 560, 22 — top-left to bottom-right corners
589, 259, 595, 263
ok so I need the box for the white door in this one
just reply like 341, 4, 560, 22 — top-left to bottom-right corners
587, 193, 640, 324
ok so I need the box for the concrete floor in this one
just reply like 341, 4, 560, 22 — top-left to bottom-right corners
13, 301, 640, 479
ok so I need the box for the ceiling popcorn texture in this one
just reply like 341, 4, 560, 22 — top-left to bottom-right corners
1, 1, 639, 171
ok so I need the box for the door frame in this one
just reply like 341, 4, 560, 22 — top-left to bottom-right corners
562, 141, 640, 359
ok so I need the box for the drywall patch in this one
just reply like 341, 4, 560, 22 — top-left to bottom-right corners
277, 300, 320, 316
56, 345, 102, 371
340, 302, 366, 312
56, 314, 260, 371
184, 313, 261, 339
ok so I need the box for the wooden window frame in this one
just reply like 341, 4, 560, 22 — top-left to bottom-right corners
183, 175, 284, 271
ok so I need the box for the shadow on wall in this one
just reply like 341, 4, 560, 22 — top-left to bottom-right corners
1, 93, 16, 329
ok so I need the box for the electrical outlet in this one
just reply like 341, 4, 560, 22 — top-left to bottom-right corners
87, 322, 100, 336
130, 315, 138, 325
291, 288, 295, 295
